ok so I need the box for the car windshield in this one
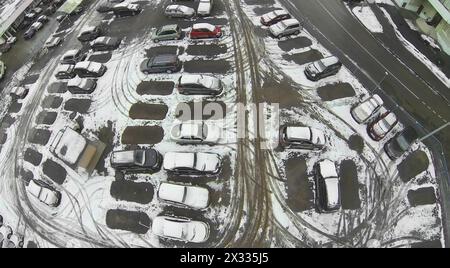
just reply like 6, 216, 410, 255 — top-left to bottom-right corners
134, 151, 146, 166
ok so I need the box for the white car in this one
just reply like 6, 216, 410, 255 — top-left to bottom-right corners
314, 159, 341, 213
197, 0, 213, 16
44, 36, 62, 49
163, 152, 222, 176
171, 121, 221, 144
165, 5, 195, 18
152, 216, 210, 243
3, 234, 24, 248
27, 180, 61, 207
158, 182, 210, 209
351, 94, 384, 124
269, 18, 301, 38
280, 126, 326, 150
368, 111, 398, 141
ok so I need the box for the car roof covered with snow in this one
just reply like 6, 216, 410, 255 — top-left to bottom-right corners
63, 49, 80, 57
111, 150, 135, 164
324, 178, 340, 208
285, 126, 311, 141
318, 159, 338, 179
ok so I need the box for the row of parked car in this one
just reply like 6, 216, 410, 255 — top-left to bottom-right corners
0, 215, 24, 248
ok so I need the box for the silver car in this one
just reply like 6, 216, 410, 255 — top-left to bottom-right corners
351, 94, 384, 124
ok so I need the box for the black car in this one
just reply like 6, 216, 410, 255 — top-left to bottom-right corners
384, 126, 419, 160
304, 56, 342, 81
140, 54, 182, 74
314, 160, 341, 213
90, 36, 121, 52
112, 3, 142, 17
23, 28, 36, 40
110, 149, 163, 172
37, 15, 49, 23
55, 64, 76, 79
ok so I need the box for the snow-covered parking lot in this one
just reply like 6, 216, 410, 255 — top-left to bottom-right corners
0, 0, 446, 248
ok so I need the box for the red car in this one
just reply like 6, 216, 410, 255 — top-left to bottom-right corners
190, 23, 222, 39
